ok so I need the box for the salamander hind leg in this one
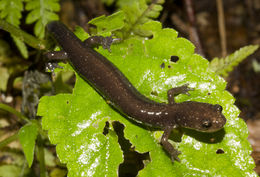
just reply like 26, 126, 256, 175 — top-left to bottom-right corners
161, 126, 181, 162
167, 84, 194, 104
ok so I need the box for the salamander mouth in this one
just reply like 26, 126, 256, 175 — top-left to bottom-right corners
205, 116, 226, 132
202, 123, 226, 132
201, 127, 224, 133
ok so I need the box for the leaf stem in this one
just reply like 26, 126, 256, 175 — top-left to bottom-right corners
0, 19, 46, 50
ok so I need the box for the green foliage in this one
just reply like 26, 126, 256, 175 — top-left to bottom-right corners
0, 0, 28, 58
18, 123, 38, 168
37, 11, 257, 177
209, 45, 259, 77
25, 0, 60, 39
116, 0, 164, 38
89, 11, 125, 35
0, 19, 46, 50
90, 0, 164, 38
0, 103, 38, 176
0, 0, 59, 57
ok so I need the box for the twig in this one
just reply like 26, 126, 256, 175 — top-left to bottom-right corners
216, 0, 227, 57
184, 0, 204, 56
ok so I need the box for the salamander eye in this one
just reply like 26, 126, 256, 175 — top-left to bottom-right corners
202, 120, 212, 128
214, 104, 223, 112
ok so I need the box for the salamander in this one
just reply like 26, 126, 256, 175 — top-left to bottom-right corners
45, 21, 226, 162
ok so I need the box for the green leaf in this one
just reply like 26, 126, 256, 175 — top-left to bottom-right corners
11, 35, 28, 58
18, 123, 38, 167
209, 45, 259, 77
89, 11, 125, 35
38, 17, 257, 177
0, 0, 28, 58
38, 93, 123, 177
25, 0, 60, 38
116, 0, 165, 38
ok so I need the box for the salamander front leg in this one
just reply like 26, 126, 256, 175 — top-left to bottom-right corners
45, 51, 68, 60
44, 51, 68, 73
161, 126, 181, 162
83, 36, 120, 52
83, 36, 119, 52
167, 84, 194, 104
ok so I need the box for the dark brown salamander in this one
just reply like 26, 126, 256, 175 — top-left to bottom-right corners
46, 21, 226, 162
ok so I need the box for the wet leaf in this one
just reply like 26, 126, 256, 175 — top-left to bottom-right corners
38, 15, 257, 177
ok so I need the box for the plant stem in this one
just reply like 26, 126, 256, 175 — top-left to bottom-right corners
216, 0, 227, 57
0, 103, 30, 123
0, 19, 46, 50
0, 103, 47, 138
0, 132, 19, 149
184, 0, 204, 56
37, 135, 46, 177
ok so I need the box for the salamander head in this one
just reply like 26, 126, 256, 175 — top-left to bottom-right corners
175, 102, 226, 132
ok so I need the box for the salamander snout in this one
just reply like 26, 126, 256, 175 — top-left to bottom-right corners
176, 102, 227, 132
199, 104, 226, 132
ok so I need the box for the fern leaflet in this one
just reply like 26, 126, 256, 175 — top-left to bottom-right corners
209, 45, 259, 77
117, 0, 164, 38
0, 0, 28, 58
25, 0, 60, 39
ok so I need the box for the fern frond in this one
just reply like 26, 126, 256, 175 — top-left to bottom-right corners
117, 0, 164, 38
25, 0, 60, 39
0, 0, 28, 58
209, 45, 259, 77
